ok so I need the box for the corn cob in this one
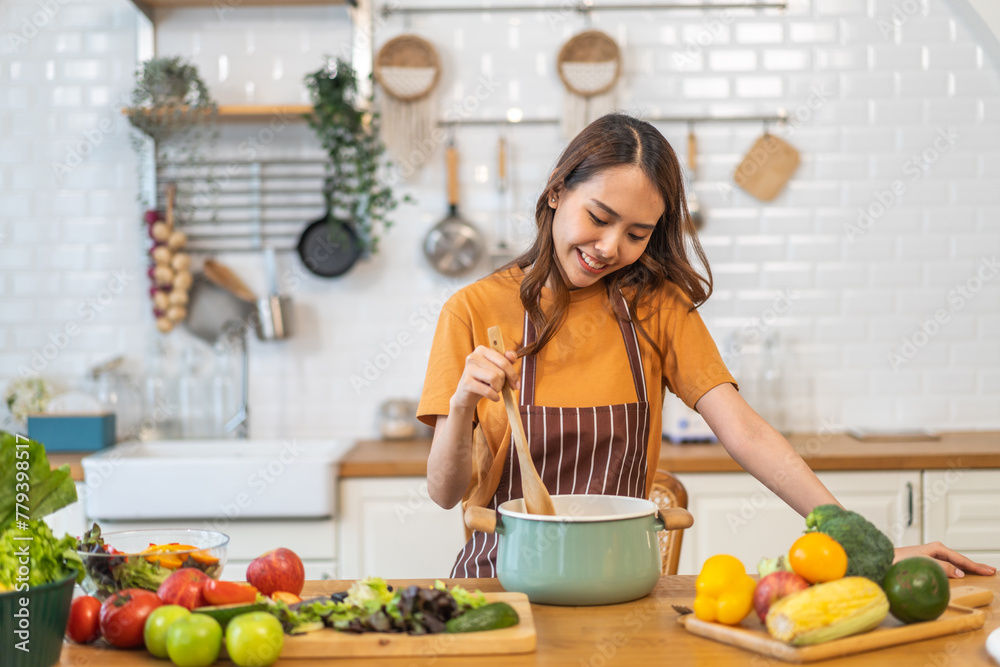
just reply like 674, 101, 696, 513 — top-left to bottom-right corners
765, 576, 889, 645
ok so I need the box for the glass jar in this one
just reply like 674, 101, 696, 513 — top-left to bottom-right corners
379, 399, 420, 440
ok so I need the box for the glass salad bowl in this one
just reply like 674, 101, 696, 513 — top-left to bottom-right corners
75, 528, 229, 600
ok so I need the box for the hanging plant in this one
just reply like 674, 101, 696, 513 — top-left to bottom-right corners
125, 56, 218, 215
304, 58, 404, 256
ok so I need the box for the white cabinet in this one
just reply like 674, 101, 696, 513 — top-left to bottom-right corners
338, 478, 466, 580
674, 471, 922, 575
923, 469, 1000, 569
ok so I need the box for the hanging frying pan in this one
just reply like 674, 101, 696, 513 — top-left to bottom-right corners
423, 140, 483, 276
297, 211, 363, 278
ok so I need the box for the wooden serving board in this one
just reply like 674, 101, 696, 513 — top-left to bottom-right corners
677, 585, 991, 664
279, 592, 536, 658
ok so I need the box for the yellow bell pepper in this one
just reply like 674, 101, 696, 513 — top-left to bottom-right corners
694, 554, 757, 625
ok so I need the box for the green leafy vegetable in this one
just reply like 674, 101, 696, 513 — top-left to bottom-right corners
0, 431, 78, 532
0, 431, 82, 591
806, 504, 895, 583
0, 519, 83, 591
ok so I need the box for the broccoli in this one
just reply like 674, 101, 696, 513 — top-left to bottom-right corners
805, 504, 895, 583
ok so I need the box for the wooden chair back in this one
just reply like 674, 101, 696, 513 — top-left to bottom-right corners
648, 469, 689, 576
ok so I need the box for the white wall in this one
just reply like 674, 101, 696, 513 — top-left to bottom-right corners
1, 0, 998, 439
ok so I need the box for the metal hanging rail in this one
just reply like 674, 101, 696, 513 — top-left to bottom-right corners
383, 1, 786, 17
437, 112, 788, 127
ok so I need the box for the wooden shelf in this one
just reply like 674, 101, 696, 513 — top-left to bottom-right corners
123, 104, 313, 122
217, 105, 313, 121
130, 0, 348, 16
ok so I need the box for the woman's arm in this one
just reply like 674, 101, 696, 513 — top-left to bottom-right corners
696, 383, 996, 578
426, 346, 520, 509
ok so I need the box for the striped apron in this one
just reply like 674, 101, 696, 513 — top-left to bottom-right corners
450, 292, 651, 577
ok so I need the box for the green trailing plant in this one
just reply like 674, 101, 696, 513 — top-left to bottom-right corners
304, 58, 402, 256
125, 56, 218, 214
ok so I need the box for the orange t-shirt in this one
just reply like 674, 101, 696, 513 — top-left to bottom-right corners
417, 267, 736, 500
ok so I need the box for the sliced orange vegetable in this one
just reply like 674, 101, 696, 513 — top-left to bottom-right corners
188, 550, 220, 565
144, 553, 184, 569
272, 591, 301, 604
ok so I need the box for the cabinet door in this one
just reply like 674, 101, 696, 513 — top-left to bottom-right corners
338, 478, 466, 580
923, 470, 1000, 552
674, 471, 921, 575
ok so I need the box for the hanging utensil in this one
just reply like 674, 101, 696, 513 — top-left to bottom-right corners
184, 273, 254, 346
203, 259, 257, 302
255, 246, 292, 341
423, 139, 484, 276
487, 326, 556, 516
496, 132, 509, 251
297, 210, 363, 278
733, 125, 801, 202
686, 125, 705, 230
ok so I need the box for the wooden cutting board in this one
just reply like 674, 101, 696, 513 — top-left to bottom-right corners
280, 592, 536, 658
677, 585, 991, 664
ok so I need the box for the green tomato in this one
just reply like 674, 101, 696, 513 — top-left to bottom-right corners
166, 614, 222, 667
144, 605, 191, 659
224, 612, 285, 667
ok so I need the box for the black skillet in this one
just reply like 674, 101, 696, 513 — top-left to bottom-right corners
296, 211, 363, 278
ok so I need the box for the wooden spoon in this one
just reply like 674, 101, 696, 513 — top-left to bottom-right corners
487, 326, 556, 516
203, 259, 257, 303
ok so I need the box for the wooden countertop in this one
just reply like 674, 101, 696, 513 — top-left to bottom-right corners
61, 574, 1000, 666
661, 430, 1000, 473
53, 431, 1000, 483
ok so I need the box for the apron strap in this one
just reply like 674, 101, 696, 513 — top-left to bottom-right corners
520, 288, 647, 406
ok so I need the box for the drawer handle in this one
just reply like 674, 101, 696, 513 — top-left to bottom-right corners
906, 481, 914, 528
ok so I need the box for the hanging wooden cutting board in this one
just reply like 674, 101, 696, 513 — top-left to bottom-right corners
733, 133, 801, 201
279, 592, 536, 658
676, 585, 991, 664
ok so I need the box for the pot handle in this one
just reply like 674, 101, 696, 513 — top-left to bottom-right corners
464, 506, 500, 535
655, 507, 694, 532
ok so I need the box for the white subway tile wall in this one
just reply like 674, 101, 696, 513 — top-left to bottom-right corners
1, 0, 998, 438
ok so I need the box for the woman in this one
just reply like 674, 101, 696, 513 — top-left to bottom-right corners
417, 113, 995, 580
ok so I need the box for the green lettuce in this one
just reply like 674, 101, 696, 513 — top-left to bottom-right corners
0, 431, 78, 531
0, 519, 83, 591
0, 431, 82, 590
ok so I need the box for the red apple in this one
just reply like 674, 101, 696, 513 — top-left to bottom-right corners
753, 570, 810, 621
157, 568, 210, 609
246, 548, 305, 597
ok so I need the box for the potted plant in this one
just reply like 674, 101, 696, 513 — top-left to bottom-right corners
125, 56, 217, 213
304, 58, 403, 256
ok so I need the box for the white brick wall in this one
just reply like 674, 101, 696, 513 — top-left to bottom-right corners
1, 0, 999, 437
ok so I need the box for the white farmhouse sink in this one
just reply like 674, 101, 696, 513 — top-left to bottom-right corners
81, 439, 354, 521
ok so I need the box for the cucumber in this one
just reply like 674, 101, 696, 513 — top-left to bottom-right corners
445, 602, 519, 633
195, 602, 272, 629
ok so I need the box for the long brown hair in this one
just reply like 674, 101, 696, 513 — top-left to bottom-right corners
509, 113, 712, 359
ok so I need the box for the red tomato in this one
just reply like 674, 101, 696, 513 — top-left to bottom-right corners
99, 589, 163, 649
201, 580, 258, 607
66, 596, 102, 644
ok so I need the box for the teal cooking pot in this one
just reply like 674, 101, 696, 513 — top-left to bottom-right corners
465, 494, 693, 606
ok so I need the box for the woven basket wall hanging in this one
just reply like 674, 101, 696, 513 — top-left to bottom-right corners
374, 35, 441, 167
557, 30, 622, 139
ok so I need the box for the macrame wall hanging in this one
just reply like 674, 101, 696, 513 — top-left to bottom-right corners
374, 35, 441, 168
557, 30, 622, 140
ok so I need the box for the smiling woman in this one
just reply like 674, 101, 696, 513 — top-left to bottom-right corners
416, 113, 997, 582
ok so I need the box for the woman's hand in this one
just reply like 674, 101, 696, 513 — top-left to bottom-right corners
450, 346, 519, 410
894, 543, 997, 578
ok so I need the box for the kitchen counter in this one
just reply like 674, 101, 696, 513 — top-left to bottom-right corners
60, 574, 1000, 666
52, 431, 1000, 482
